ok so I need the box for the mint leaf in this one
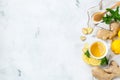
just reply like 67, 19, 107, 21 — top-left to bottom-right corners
106, 8, 115, 14
100, 57, 108, 65
85, 50, 90, 58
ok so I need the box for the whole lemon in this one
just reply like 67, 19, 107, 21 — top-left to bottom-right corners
118, 31, 120, 38
111, 40, 120, 54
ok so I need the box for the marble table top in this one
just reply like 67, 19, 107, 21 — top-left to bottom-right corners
0, 0, 101, 80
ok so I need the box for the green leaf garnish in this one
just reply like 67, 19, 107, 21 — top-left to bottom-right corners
100, 57, 108, 65
103, 6, 120, 24
85, 50, 90, 58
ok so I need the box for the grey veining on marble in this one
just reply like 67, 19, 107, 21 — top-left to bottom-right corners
0, 0, 100, 80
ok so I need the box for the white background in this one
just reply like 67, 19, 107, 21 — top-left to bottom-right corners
0, 0, 101, 80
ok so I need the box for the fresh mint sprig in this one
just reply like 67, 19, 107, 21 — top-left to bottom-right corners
103, 6, 120, 24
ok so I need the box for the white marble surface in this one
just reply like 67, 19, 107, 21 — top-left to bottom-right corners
0, 0, 101, 80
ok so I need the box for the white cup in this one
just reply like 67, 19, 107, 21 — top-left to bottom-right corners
89, 40, 108, 59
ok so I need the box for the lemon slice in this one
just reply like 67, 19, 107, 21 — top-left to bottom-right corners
82, 43, 89, 53
82, 54, 101, 66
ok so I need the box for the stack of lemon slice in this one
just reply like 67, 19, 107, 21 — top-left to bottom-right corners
82, 54, 101, 66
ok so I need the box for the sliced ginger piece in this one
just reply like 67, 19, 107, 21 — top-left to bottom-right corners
82, 27, 93, 35
87, 27, 93, 34
80, 36, 86, 41
82, 28, 88, 34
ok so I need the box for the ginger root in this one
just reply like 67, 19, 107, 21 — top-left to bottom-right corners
97, 22, 120, 40
97, 29, 115, 40
92, 60, 120, 80
80, 36, 86, 41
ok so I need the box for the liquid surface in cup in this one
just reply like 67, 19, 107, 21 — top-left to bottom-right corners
90, 41, 106, 57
